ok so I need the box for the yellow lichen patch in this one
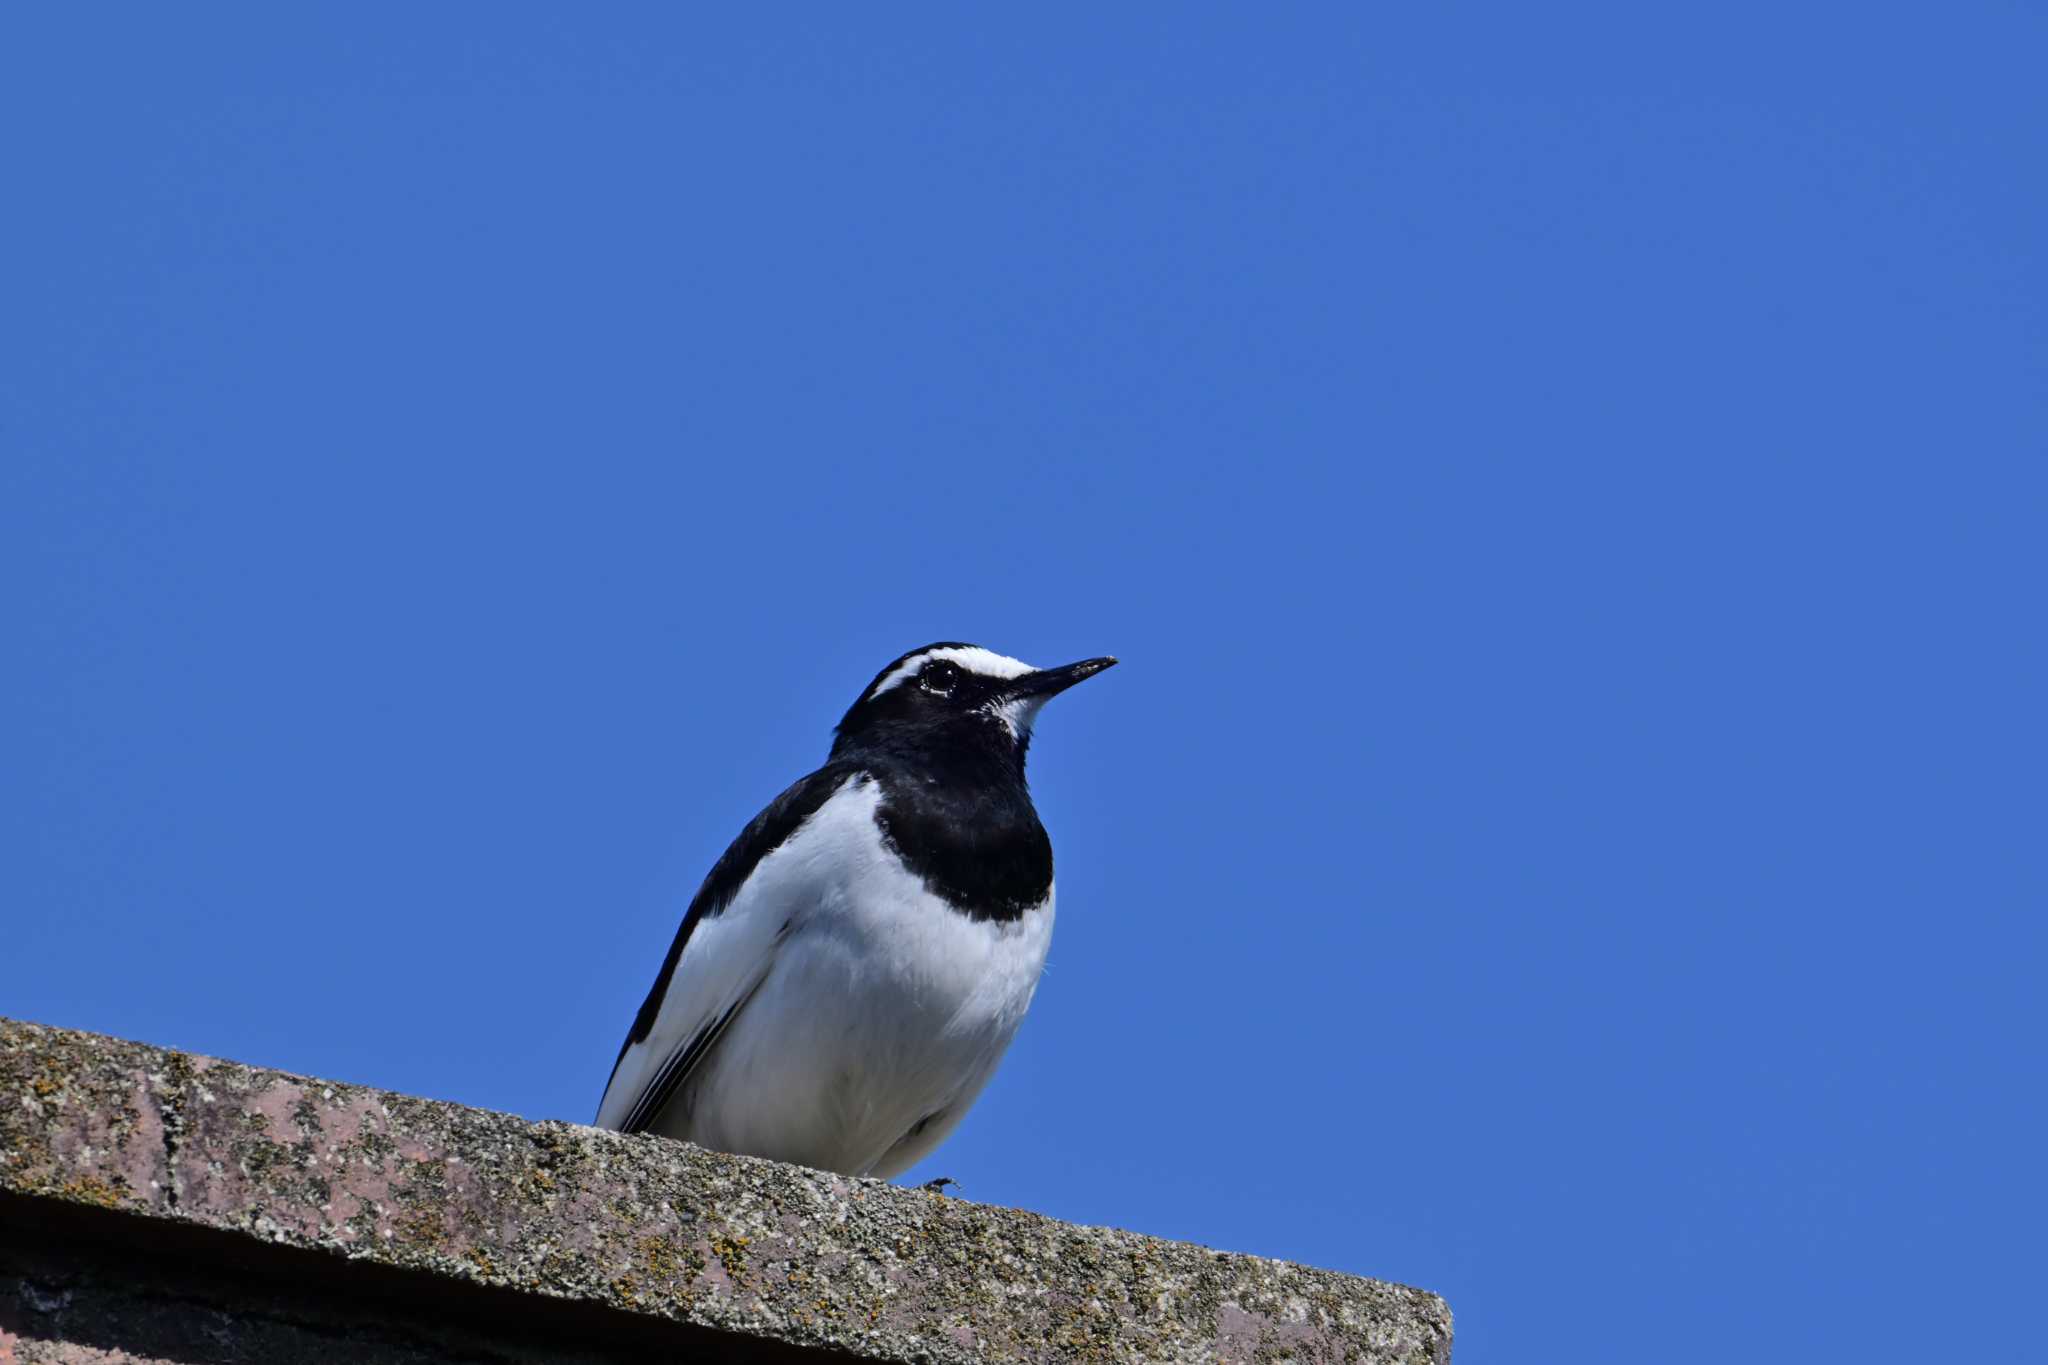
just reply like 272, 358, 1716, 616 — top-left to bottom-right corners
710, 1233, 752, 1285
466, 1246, 497, 1279
58, 1175, 123, 1208
611, 1273, 642, 1306
23, 1054, 73, 1103
638, 1232, 703, 1285
394, 1208, 448, 1248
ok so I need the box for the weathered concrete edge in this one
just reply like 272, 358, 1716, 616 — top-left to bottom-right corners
0, 1018, 1450, 1364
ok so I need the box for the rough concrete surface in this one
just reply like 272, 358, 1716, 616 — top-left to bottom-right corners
0, 1017, 1450, 1363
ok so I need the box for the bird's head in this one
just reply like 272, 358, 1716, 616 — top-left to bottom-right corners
832, 643, 1117, 763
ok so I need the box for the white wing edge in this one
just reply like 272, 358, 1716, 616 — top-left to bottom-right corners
594, 774, 865, 1133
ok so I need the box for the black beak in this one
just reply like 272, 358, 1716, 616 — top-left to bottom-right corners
1007, 656, 1119, 700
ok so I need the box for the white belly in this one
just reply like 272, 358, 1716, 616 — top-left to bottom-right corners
653, 781, 1055, 1177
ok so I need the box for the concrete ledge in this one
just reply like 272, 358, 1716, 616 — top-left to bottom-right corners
0, 1017, 1450, 1362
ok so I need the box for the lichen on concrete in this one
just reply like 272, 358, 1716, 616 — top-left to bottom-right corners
1, 1017, 1451, 1363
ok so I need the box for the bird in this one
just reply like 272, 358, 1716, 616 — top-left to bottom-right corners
596, 642, 1117, 1179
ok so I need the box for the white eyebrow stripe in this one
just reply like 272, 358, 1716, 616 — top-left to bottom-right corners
866, 646, 1037, 701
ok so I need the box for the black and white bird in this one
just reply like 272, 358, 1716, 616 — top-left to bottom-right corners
596, 642, 1116, 1179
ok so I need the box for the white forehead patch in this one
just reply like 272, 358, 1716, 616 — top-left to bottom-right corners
866, 645, 1036, 702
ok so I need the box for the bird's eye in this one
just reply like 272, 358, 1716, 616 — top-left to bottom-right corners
920, 661, 962, 696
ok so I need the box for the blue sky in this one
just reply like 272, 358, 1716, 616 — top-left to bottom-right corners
4, 7, 2043, 1360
